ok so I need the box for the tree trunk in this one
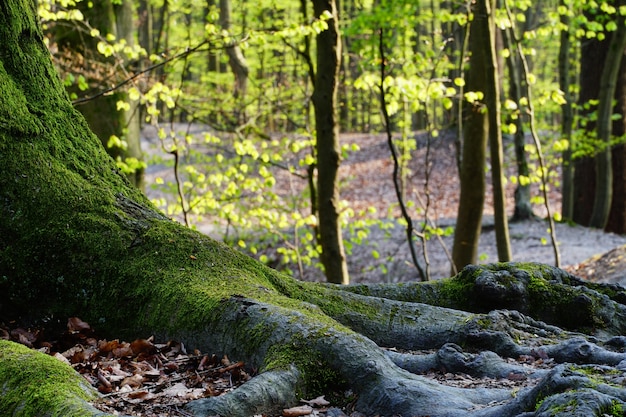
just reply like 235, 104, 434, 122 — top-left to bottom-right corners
589, 12, 626, 229
4, 1, 626, 416
311, 0, 349, 285
451, 0, 490, 271
484, 0, 511, 262
607, 51, 626, 234
559, 0, 574, 221
503, 25, 533, 221
219, 0, 249, 104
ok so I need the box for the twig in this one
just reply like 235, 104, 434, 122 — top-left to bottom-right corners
378, 28, 426, 281
72, 34, 249, 106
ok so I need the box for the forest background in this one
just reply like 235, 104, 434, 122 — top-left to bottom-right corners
38, 0, 626, 285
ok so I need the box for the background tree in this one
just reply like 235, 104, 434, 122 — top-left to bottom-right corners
574, 3, 626, 232
501, 5, 533, 221
589, 9, 626, 229
484, 0, 511, 263
311, 0, 349, 284
607, 41, 626, 233
559, 0, 575, 222
452, 0, 498, 271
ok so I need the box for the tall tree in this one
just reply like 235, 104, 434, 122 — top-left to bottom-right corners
589, 11, 626, 229
220, 0, 249, 102
5, 2, 626, 416
485, 0, 511, 263
501, 9, 533, 221
574, 5, 626, 232
607, 46, 626, 233
559, 0, 575, 221
311, 0, 349, 284
452, 0, 511, 270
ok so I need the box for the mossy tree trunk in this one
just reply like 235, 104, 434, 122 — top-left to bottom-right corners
4, 1, 626, 416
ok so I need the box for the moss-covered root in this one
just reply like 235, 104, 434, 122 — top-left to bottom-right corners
185, 366, 301, 416
181, 296, 512, 417
475, 364, 626, 417
346, 262, 626, 336
0, 340, 117, 417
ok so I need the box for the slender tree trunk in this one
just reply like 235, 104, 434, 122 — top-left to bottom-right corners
573, 30, 603, 225
485, 0, 511, 262
219, 0, 249, 104
137, 0, 153, 56
503, 26, 533, 221
451, 0, 491, 272
607, 51, 626, 234
114, 0, 144, 190
589, 14, 626, 229
312, 0, 349, 284
559, 0, 574, 221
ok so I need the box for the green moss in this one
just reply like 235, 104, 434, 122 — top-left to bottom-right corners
607, 400, 624, 417
0, 340, 112, 417
435, 275, 477, 308
263, 338, 349, 403
568, 365, 623, 389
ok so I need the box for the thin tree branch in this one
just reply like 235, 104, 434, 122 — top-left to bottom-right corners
72, 34, 249, 106
378, 28, 426, 281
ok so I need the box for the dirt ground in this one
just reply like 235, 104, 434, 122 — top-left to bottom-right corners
142, 127, 626, 285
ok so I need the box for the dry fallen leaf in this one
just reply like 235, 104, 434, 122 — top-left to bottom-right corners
130, 338, 156, 356
301, 395, 330, 407
283, 405, 314, 417
120, 374, 144, 388
67, 317, 92, 333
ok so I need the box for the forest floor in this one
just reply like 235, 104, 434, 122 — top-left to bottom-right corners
143, 126, 626, 285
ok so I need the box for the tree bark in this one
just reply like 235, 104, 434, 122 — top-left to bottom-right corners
4, 2, 626, 416
219, 0, 249, 103
559, 0, 574, 222
311, 0, 350, 285
451, 0, 490, 271
589, 12, 626, 229
483, 0, 511, 262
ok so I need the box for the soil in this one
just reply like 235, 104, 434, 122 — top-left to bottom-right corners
142, 126, 626, 285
